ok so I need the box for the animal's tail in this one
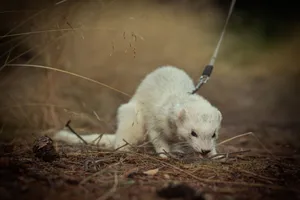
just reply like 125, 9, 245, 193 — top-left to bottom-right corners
52, 129, 116, 149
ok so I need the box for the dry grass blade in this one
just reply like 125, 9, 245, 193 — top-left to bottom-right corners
251, 132, 276, 158
0, 27, 116, 38
0, 9, 46, 39
0, 36, 31, 68
0, 9, 41, 14
5, 63, 131, 97
217, 132, 275, 158
25, 31, 70, 64
55, 0, 68, 5
4, 50, 11, 65
0, 35, 24, 49
0, 48, 34, 71
93, 111, 102, 122
217, 132, 253, 146
0, 35, 28, 56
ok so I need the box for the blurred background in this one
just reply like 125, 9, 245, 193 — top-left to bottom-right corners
0, 0, 299, 153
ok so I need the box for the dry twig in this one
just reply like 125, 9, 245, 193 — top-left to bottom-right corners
65, 120, 88, 145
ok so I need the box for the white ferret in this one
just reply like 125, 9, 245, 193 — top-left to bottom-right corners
53, 66, 222, 158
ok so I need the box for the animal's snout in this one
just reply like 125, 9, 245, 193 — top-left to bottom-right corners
200, 149, 211, 156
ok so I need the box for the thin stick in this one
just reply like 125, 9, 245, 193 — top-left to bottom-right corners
65, 120, 88, 145
4, 64, 131, 97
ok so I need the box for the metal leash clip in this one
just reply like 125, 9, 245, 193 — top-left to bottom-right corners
191, 64, 213, 94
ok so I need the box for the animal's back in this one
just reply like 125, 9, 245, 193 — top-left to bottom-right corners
133, 66, 195, 105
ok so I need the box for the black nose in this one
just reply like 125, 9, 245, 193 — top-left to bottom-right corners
200, 149, 211, 156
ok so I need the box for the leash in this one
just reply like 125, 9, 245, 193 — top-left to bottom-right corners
191, 0, 237, 94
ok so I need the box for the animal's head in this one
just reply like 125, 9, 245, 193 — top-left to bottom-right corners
173, 95, 222, 157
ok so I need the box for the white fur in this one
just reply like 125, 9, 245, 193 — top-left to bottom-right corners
53, 66, 222, 158
52, 130, 115, 148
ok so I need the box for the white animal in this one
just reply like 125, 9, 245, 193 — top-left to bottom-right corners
53, 66, 222, 158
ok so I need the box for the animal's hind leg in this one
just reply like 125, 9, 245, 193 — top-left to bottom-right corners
114, 101, 144, 150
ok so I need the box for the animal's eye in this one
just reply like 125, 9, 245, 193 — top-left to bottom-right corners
212, 132, 216, 138
191, 131, 198, 137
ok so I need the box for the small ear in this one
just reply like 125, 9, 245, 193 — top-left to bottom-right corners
174, 104, 186, 122
178, 108, 186, 122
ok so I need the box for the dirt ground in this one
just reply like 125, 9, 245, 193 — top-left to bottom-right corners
0, 0, 300, 200
1, 134, 300, 200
